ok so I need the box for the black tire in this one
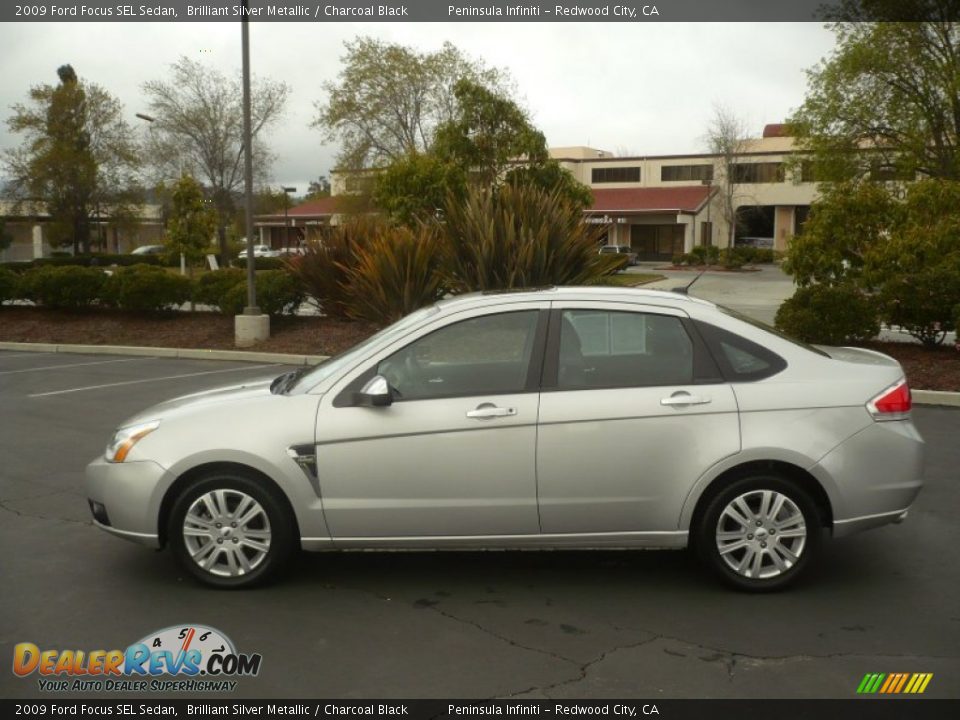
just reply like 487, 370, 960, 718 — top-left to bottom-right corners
168, 471, 296, 589
696, 475, 821, 592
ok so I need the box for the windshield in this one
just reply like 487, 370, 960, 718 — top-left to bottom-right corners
718, 305, 829, 357
286, 304, 441, 394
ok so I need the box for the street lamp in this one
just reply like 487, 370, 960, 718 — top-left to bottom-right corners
282, 186, 296, 253
234, 0, 269, 347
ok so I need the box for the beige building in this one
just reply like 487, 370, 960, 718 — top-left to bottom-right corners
256, 124, 819, 260
552, 124, 818, 260
0, 201, 165, 262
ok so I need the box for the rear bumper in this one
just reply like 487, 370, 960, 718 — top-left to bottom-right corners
813, 419, 924, 537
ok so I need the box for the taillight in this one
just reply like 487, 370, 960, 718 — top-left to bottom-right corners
867, 379, 912, 421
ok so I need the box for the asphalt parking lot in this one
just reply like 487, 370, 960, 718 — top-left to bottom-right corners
1, 349, 958, 700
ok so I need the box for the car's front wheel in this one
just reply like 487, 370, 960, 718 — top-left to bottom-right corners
168, 471, 295, 589
696, 476, 821, 591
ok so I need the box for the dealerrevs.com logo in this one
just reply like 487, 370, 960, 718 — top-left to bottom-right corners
13, 625, 261, 692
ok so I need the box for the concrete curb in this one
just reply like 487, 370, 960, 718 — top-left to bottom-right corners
912, 390, 960, 408
0, 341, 328, 366
1, 341, 958, 406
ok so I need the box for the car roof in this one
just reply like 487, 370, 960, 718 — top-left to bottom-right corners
434, 286, 715, 312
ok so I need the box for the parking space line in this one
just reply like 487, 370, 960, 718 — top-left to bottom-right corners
0, 357, 156, 376
28, 364, 281, 398
0, 352, 55, 362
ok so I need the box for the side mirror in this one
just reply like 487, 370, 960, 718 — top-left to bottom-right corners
354, 375, 393, 407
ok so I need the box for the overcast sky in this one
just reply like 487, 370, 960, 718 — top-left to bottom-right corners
0, 22, 837, 193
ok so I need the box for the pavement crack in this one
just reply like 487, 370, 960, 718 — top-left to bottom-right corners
505, 635, 663, 699
427, 604, 582, 669
0, 497, 90, 526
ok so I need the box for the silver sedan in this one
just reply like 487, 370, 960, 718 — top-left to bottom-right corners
86, 287, 924, 590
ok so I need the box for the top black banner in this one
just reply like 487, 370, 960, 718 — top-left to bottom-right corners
6, 0, 960, 23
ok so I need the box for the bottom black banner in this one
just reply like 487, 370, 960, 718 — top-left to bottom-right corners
3, 699, 959, 720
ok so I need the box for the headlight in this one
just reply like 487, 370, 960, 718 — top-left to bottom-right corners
105, 420, 160, 463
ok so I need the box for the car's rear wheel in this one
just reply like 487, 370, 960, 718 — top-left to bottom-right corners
696, 475, 820, 591
168, 472, 295, 589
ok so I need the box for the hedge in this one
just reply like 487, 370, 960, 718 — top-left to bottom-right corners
102, 264, 192, 312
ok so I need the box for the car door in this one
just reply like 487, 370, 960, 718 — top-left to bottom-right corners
313, 304, 549, 541
536, 302, 741, 535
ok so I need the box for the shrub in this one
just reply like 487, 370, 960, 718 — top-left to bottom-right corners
219, 270, 305, 318
876, 269, 960, 346
750, 248, 776, 264
343, 224, 445, 325
688, 246, 707, 265
671, 254, 684, 266
704, 244, 720, 265
193, 268, 246, 311
0, 267, 20, 304
20, 265, 106, 309
440, 183, 611, 291
287, 219, 374, 318
719, 248, 747, 270
775, 284, 880, 345
103, 264, 191, 312
32, 253, 162, 268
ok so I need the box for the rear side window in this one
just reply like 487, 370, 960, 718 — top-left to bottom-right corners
557, 310, 694, 389
694, 321, 787, 382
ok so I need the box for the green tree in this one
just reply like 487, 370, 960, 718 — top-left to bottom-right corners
433, 78, 549, 188
142, 56, 289, 261
3, 64, 142, 254
373, 79, 591, 224
790, 5, 960, 181
782, 180, 900, 286
314, 38, 507, 169
304, 176, 331, 200
372, 152, 465, 226
166, 175, 217, 274
783, 177, 960, 345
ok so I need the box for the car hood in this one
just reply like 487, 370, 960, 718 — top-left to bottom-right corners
119, 374, 279, 427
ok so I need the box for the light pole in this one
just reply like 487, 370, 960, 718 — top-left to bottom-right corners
137, 112, 185, 273
282, 186, 296, 252
235, 0, 269, 346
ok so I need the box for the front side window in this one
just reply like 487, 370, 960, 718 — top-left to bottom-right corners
557, 310, 693, 389
377, 311, 540, 401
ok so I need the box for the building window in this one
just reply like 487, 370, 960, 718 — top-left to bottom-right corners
344, 175, 375, 193
800, 161, 817, 183
661, 164, 714, 182
731, 162, 785, 184
592, 166, 641, 184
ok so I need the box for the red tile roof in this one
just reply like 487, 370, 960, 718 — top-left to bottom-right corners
254, 196, 342, 221
286, 197, 341, 217
590, 186, 712, 214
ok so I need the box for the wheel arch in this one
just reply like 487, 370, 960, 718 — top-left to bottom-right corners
158, 461, 301, 549
685, 459, 834, 547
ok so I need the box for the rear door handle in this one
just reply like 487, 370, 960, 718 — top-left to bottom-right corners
660, 393, 711, 406
466, 405, 517, 419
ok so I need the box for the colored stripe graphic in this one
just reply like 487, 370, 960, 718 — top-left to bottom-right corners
857, 672, 933, 694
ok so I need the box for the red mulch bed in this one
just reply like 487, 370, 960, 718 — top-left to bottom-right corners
861, 341, 960, 393
0, 307, 377, 357
2, 308, 959, 391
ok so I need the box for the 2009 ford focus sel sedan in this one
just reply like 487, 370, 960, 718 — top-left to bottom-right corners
85, 287, 924, 591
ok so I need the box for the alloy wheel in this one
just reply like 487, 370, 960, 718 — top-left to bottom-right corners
715, 489, 807, 580
182, 489, 272, 578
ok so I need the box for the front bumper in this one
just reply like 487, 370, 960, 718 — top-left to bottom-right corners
84, 456, 168, 548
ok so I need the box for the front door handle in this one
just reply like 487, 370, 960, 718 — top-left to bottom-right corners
466, 404, 517, 420
660, 392, 711, 407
